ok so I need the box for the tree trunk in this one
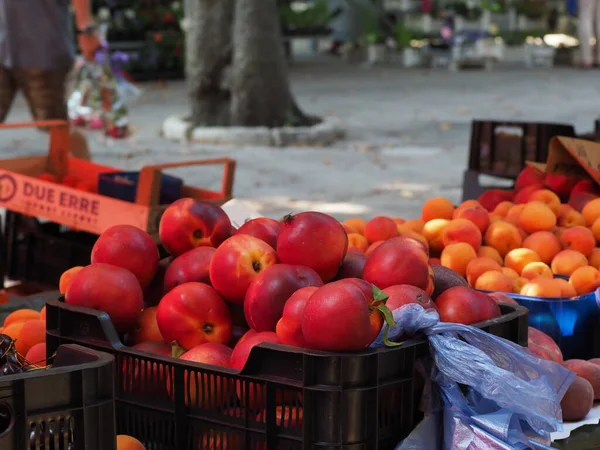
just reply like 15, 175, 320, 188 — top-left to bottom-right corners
230, 0, 295, 127
187, 0, 234, 126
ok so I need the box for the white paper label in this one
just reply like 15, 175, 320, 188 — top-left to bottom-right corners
221, 199, 264, 228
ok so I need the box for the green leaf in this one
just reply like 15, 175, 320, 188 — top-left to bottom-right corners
376, 304, 396, 328
372, 285, 389, 303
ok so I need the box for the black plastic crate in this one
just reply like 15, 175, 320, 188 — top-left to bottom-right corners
462, 120, 575, 201
0, 343, 115, 450
45, 298, 527, 450
1, 211, 97, 289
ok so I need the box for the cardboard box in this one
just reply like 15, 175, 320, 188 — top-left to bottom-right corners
0, 121, 236, 236
528, 136, 600, 183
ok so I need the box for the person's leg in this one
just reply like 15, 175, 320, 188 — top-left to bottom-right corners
15, 68, 90, 160
579, 0, 595, 67
14, 68, 69, 122
0, 67, 18, 123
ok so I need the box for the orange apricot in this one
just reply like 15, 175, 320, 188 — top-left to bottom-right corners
520, 277, 562, 298
518, 201, 557, 234
477, 246, 503, 265
558, 207, 586, 228
582, 198, 600, 226
3, 309, 40, 328
569, 266, 600, 295
465, 257, 502, 287
348, 233, 369, 253
404, 219, 425, 233
454, 205, 490, 234
3, 322, 24, 340
483, 221, 523, 257
551, 250, 589, 277
505, 204, 526, 226
521, 262, 553, 280
59, 266, 84, 294
528, 189, 561, 215
560, 226, 596, 256
522, 231, 562, 265
15, 320, 45, 356
422, 219, 450, 253
116, 435, 146, 450
474, 271, 513, 292
512, 277, 529, 294
589, 248, 600, 269
342, 218, 367, 235
492, 201, 514, 217
441, 219, 482, 251
555, 278, 578, 297
440, 242, 477, 277
504, 248, 541, 274
421, 197, 455, 222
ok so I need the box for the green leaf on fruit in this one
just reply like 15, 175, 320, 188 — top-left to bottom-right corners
170, 341, 186, 358
372, 285, 389, 303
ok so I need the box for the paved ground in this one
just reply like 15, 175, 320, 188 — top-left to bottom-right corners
1, 57, 600, 221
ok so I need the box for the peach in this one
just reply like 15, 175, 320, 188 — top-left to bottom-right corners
454, 205, 490, 234
528, 326, 563, 364
560, 226, 595, 256
558, 207, 586, 228
522, 231, 562, 265
363, 237, 430, 290
504, 248, 541, 274
131, 307, 163, 345
422, 219, 450, 253
582, 198, 600, 226
515, 166, 546, 193
3, 309, 40, 327
435, 286, 500, 324
478, 189, 513, 212
65, 264, 144, 332
343, 218, 367, 235
210, 235, 278, 304
514, 183, 544, 204
477, 246, 503, 265
278, 212, 348, 282
528, 189, 561, 215
518, 201, 557, 233
159, 198, 232, 257
404, 219, 425, 233
383, 285, 437, 312
15, 320, 45, 355
335, 252, 367, 279
441, 219, 482, 251
366, 240, 384, 256
59, 266, 84, 294
116, 435, 146, 450
492, 201, 513, 217
520, 277, 562, 298
572, 179, 600, 197
465, 257, 502, 287
521, 262, 553, 280
512, 277, 529, 293
157, 282, 232, 349
230, 331, 281, 371
91, 225, 160, 289
244, 264, 323, 332
440, 242, 477, 277
502, 267, 520, 280
421, 197, 455, 222
347, 233, 369, 253
484, 221, 523, 257
163, 247, 215, 294
504, 204, 525, 226
561, 376, 594, 421
569, 266, 600, 295
589, 248, 600, 269
563, 359, 600, 399
364, 216, 399, 243
475, 271, 513, 292
555, 278, 577, 297
551, 250, 588, 277
234, 217, 281, 249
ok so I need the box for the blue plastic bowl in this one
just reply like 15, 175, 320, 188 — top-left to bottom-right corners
501, 289, 600, 360
98, 172, 183, 205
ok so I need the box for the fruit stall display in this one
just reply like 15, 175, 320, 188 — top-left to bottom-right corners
0, 195, 526, 450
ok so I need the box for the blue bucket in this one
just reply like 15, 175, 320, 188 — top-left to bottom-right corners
98, 172, 183, 205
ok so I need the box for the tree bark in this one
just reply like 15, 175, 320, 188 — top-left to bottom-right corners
187, 0, 234, 126
230, 0, 295, 127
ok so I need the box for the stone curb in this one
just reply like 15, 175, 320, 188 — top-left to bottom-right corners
162, 115, 346, 147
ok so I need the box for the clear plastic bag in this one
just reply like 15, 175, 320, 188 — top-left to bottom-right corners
370, 304, 575, 450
